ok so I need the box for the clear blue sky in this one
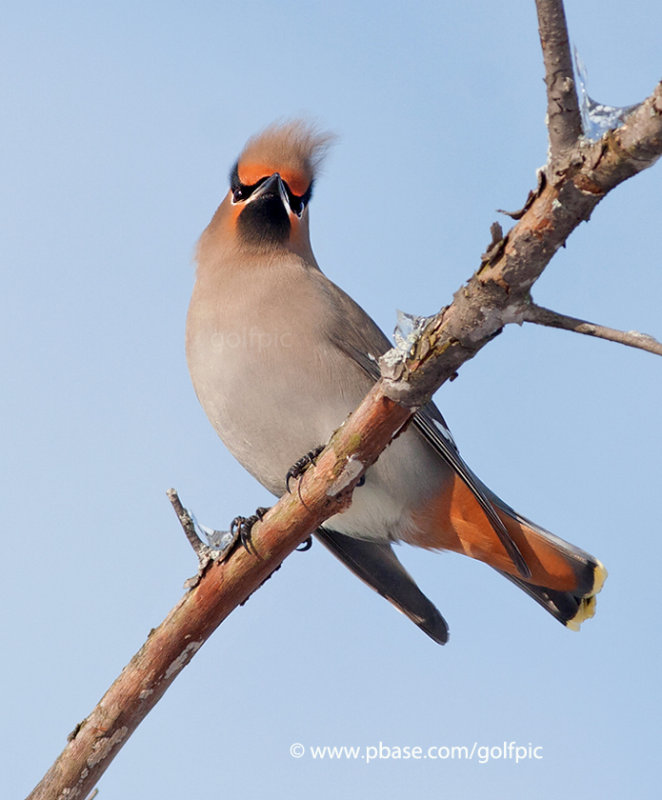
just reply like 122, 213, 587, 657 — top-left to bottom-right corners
3, 2, 660, 798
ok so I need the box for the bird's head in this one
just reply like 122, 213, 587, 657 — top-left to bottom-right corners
216, 120, 334, 258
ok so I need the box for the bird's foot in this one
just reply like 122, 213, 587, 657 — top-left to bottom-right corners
286, 445, 325, 491
230, 506, 270, 554
296, 536, 313, 552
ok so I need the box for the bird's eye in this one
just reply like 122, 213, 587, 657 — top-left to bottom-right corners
229, 161, 251, 204
230, 173, 268, 205
289, 195, 304, 217
284, 184, 308, 218
292, 180, 314, 217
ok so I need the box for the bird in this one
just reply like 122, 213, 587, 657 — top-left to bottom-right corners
186, 120, 606, 645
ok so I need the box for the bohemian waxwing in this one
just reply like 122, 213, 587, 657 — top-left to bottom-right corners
185, 120, 606, 645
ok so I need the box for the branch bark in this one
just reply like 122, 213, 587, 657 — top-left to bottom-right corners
27, 30, 662, 800
523, 304, 662, 356
536, 0, 582, 166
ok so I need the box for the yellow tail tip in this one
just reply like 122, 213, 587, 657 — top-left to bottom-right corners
592, 559, 608, 594
565, 560, 608, 631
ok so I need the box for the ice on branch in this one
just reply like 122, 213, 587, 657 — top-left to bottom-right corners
191, 514, 235, 553
393, 310, 434, 355
574, 46, 640, 142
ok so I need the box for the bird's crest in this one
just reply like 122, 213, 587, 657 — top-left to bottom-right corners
236, 120, 335, 197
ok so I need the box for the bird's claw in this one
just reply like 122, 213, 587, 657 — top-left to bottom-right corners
230, 506, 270, 554
286, 445, 325, 491
296, 536, 313, 552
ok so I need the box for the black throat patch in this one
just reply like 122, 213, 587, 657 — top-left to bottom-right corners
237, 194, 291, 247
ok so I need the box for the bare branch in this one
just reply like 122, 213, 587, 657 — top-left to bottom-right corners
523, 304, 662, 356
167, 487, 206, 557
380, 80, 662, 409
26, 394, 408, 800
536, 0, 582, 165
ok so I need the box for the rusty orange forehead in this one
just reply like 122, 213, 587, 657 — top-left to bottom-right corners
235, 120, 334, 198
237, 161, 311, 197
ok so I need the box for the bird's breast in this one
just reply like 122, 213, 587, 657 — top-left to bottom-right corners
186, 260, 369, 494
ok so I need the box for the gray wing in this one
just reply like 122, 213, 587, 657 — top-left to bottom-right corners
319, 275, 530, 579
315, 528, 449, 645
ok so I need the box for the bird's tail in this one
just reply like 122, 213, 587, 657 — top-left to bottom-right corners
316, 528, 449, 644
489, 498, 607, 629
406, 473, 607, 630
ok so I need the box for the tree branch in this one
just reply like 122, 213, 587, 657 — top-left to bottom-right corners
536, 0, 583, 167
27, 389, 410, 800
379, 80, 662, 408
27, 20, 662, 800
522, 304, 662, 356
166, 487, 207, 556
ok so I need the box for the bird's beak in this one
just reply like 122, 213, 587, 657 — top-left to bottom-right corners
249, 173, 295, 216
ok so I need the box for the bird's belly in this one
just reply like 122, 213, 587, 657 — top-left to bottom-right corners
325, 429, 447, 542
187, 291, 447, 542
188, 320, 369, 495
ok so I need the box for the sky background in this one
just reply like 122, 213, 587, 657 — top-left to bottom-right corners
3, 2, 661, 798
